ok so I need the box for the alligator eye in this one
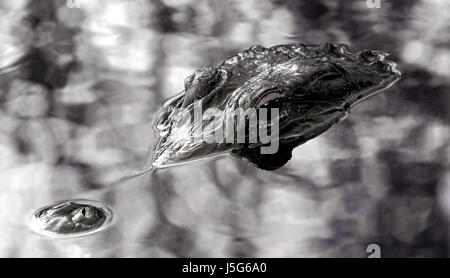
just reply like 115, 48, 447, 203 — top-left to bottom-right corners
255, 89, 286, 108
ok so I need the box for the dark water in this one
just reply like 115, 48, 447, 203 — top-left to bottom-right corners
0, 0, 449, 257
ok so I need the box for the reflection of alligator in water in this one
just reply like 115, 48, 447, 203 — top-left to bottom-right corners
152, 42, 401, 170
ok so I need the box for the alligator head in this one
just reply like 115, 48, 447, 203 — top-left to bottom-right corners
151, 42, 401, 170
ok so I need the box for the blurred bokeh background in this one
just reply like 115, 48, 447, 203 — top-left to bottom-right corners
0, 0, 449, 257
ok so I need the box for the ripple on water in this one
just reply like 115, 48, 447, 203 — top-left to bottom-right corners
29, 199, 113, 238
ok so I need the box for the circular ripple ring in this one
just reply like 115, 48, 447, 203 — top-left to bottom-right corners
29, 199, 113, 238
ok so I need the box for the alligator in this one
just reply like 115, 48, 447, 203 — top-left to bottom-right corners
151, 42, 401, 170
28, 43, 401, 237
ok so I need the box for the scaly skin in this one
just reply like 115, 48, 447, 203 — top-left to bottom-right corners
152, 42, 401, 170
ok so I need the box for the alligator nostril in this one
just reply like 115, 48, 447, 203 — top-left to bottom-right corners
384, 60, 401, 76
359, 50, 389, 63
370, 60, 391, 73
374, 51, 388, 61
383, 60, 398, 71
359, 50, 378, 62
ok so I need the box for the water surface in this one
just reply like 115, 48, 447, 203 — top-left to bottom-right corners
0, 0, 449, 257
